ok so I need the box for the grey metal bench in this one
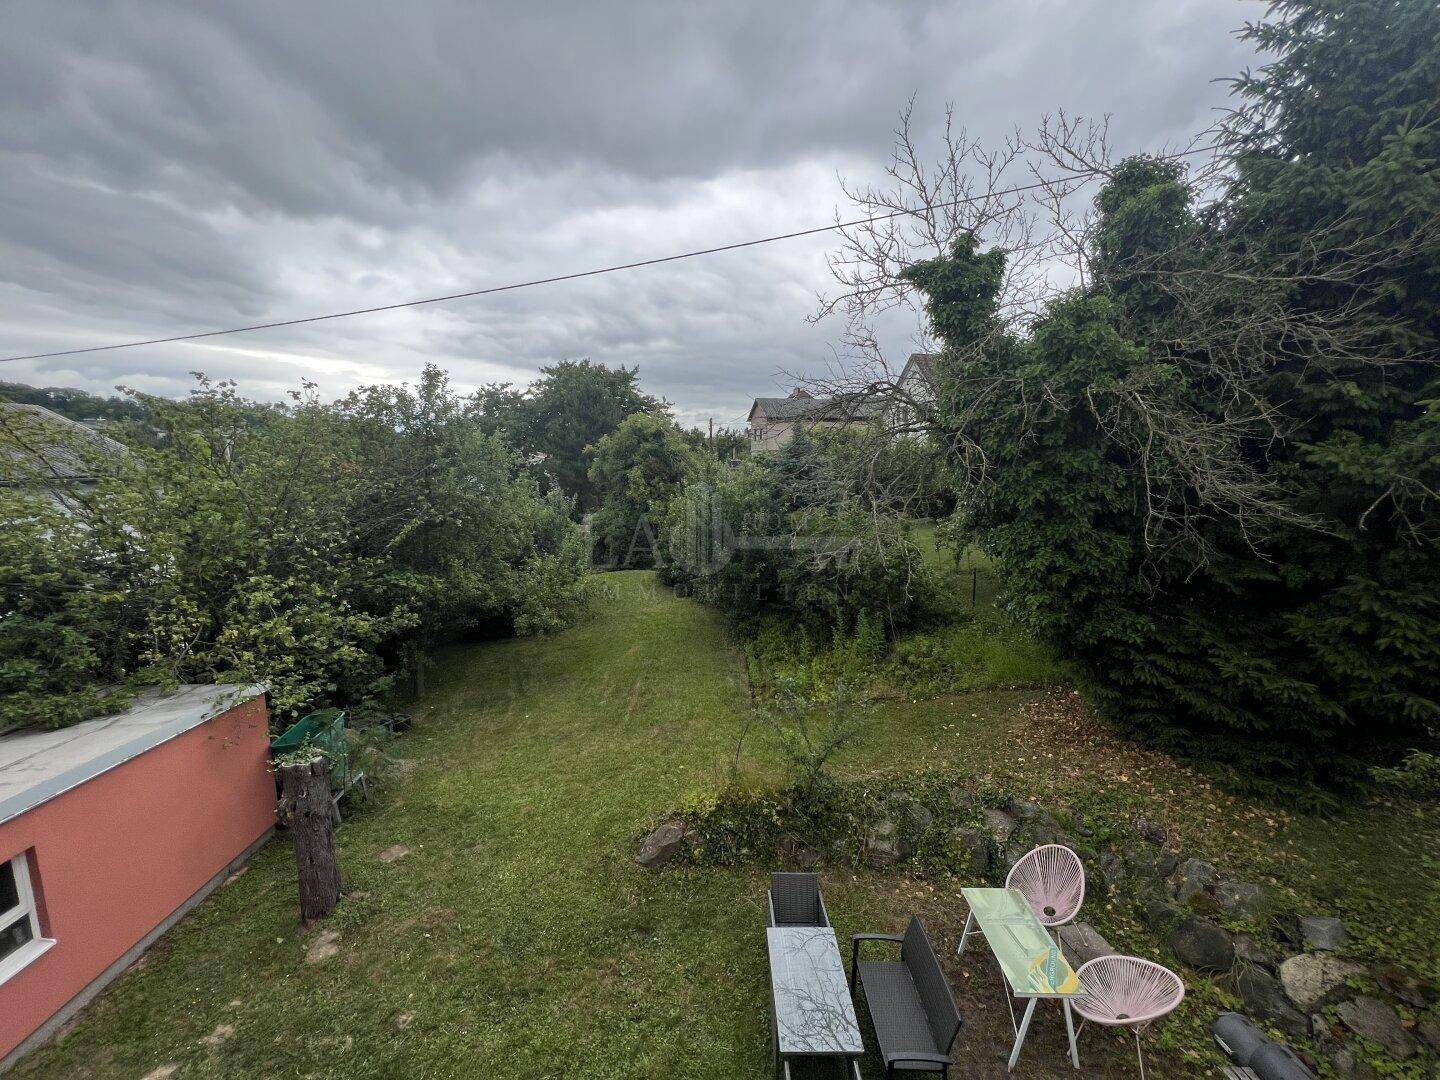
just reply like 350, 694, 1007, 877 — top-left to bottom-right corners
850, 917, 963, 1078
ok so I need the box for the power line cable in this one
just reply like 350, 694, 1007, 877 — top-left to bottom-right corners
1, 144, 1220, 365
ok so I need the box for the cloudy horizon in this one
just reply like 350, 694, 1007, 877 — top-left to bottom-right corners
0, 1, 1261, 430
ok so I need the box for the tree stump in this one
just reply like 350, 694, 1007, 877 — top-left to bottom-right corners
277, 758, 342, 922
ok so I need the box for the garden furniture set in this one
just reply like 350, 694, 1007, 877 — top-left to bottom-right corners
762, 846, 1185, 1078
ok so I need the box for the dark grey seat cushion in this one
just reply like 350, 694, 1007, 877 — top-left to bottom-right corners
856, 961, 946, 1071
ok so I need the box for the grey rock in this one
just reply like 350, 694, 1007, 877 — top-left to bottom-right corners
1335, 996, 1417, 1060
1142, 898, 1182, 933
1031, 823, 1073, 849
1125, 846, 1180, 882
1273, 914, 1304, 950
948, 787, 980, 809
1234, 933, 1277, 970
1417, 1012, 1440, 1054
1279, 953, 1364, 1012
1136, 818, 1167, 845
1300, 916, 1350, 952
1012, 799, 1045, 821
867, 819, 900, 868
1168, 858, 1218, 904
1372, 963, 1436, 1009
1096, 850, 1127, 888
950, 827, 992, 874
635, 820, 686, 867
904, 801, 935, 831
793, 847, 821, 870
1215, 881, 1268, 921
304, 930, 341, 965
1169, 916, 1235, 972
1236, 966, 1309, 1039
1057, 922, 1113, 967
984, 808, 1018, 845
1332, 1048, 1381, 1079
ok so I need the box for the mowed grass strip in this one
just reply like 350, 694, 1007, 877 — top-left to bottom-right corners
17, 573, 793, 1079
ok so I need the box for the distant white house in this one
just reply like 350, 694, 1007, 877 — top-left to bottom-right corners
746, 389, 886, 453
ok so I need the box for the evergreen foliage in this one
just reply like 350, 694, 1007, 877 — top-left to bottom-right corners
906, 0, 1440, 794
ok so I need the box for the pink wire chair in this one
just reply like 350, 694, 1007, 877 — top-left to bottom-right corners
1005, 844, 1086, 935
1071, 955, 1185, 1079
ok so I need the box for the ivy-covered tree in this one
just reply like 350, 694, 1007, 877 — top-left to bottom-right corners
906, 0, 1440, 795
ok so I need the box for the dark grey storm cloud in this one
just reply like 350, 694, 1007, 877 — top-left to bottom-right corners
0, 0, 1260, 426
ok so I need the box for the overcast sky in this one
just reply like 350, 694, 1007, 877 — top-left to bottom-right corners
0, 1, 1260, 429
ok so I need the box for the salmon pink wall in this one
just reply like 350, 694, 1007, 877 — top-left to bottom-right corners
0, 695, 275, 1061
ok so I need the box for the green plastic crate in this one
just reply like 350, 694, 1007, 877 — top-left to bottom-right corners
270, 708, 350, 789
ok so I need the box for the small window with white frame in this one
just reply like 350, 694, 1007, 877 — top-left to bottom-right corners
0, 851, 53, 985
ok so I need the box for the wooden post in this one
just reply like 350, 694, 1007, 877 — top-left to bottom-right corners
277, 758, 342, 922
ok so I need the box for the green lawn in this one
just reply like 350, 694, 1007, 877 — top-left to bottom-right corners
17, 572, 1437, 1078
21, 572, 786, 1078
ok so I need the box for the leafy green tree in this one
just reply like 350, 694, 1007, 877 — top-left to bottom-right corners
679, 424, 749, 462
587, 412, 694, 568
478, 360, 666, 510
0, 381, 150, 424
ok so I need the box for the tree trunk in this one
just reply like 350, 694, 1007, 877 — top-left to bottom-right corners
277, 759, 342, 922
407, 639, 426, 699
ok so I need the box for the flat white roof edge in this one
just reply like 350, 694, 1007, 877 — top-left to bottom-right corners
0, 683, 268, 827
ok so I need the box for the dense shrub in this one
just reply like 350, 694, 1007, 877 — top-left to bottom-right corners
674, 771, 1002, 874
0, 367, 587, 729
740, 609, 1068, 704
882, 619, 1071, 698
658, 441, 935, 637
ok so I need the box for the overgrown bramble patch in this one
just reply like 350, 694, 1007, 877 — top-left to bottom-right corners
676, 772, 997, 876
667, 770, 1133, 885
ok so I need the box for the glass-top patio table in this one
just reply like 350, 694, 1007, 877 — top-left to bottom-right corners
958, 887, 1086, 1071
766, 926, 864, 1079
